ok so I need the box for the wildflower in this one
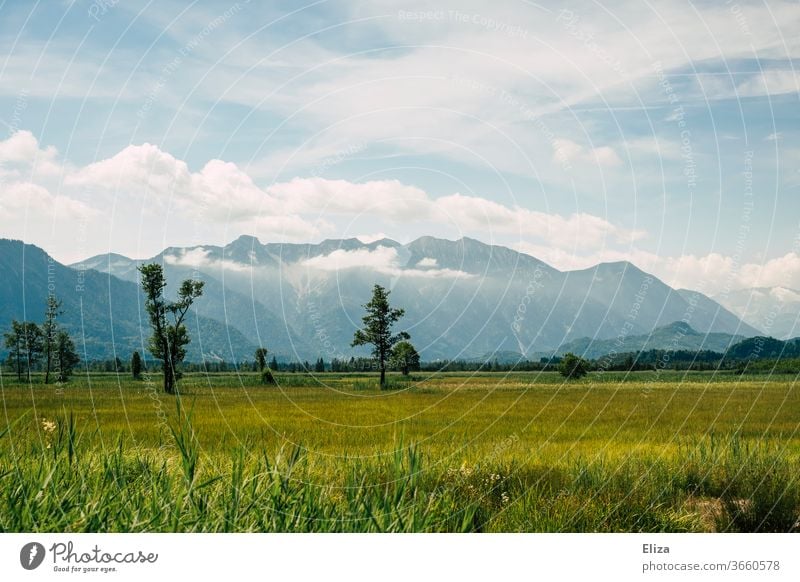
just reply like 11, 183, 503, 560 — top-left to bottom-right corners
41, 418, 57, 449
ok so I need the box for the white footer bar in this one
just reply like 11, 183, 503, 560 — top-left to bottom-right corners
1, 533, 796, 581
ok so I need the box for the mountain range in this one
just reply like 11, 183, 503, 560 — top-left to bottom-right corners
0, 235, 768, 362
543, 320, 746, 360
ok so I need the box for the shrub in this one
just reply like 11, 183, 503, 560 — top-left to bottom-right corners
559, 352, 589, 379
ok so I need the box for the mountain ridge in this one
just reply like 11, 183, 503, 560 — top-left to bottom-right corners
0, 235, 761, 361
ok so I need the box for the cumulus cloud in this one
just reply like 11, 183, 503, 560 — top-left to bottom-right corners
650, 252, 800, 294
271, 177, 643, 250
66, 143, 191, 194
301, 246, 472, 279
0, 134, 646, 261
65, 143, 327, 240
0, 182, 97, 224
739, 253, 800, 289
0, 130, 62, 176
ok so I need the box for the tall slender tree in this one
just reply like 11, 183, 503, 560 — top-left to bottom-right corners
131, 351, 143, 380
352, 284, 409, 388
138, 264, 204, 394
254, 347, 268, 372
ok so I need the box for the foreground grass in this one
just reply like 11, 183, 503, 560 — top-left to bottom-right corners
1, 371, 798, 532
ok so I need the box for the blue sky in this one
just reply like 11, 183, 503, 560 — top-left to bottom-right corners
0, 0, 798, 292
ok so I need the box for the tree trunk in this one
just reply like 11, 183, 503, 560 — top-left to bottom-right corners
164, 358, 175, 394
16, 341, 22, 381
380, 366, 386, 389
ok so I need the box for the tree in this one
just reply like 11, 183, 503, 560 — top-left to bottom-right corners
131, 351, 143, 380
559, 352, 590, 380
314, 357, 325, 373
261, 368, 276, 385
3, 320, 25, 381
54, 331, 79, 382
138, 263, 204, 394
352, 284, 410, 388
390, 341, 420, 375
269, 355, 278, 371
3, 321, 44, 382
254, 347, 268, 372
42, 295, 63, 384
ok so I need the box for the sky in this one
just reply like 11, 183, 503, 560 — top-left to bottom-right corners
0, 0, 799, 293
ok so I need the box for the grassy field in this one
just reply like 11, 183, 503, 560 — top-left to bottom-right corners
1, 370, 798, 532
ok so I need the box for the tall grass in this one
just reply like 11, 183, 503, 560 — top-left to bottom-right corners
1, 409, 797, 532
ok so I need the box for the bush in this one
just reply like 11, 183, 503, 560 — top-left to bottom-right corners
559, 352, 589, 379
261, 369, 276, 385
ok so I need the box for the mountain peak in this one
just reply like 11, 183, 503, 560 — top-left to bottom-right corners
228, 234, 262, 248
365, 237, 401, 248
659, 320, 698, 335
593, 260, 640, 273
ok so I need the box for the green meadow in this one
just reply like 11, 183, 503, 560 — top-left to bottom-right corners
1, 371, 798, 532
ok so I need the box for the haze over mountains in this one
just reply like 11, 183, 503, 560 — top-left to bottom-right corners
1, 235, 768, 362
713, 287, 800, 340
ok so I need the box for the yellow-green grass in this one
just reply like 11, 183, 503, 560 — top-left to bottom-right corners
1, 371, 798, 532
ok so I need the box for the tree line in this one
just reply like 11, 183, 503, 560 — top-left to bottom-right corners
10, 263, 789, 393
3, 295, 80, 383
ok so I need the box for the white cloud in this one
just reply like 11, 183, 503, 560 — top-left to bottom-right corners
268, 177, 644, 250
66, 145, 649, 252
553, 138, 622, 167
417, 257, 438, 268
301, 246, 472, 279
0, 134, 645, 261
163, 247, 252, 273
0, 182, 97, 224
771, 287, 800, 302
513, 242, 800, 294
737, 71, 799, 98
268, 177, 430, 220
65, 143, 327, 239
67, 143, 192, 195
437, 192, 643, 248
739, 253, 800, 289
0, 130, 63, 176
